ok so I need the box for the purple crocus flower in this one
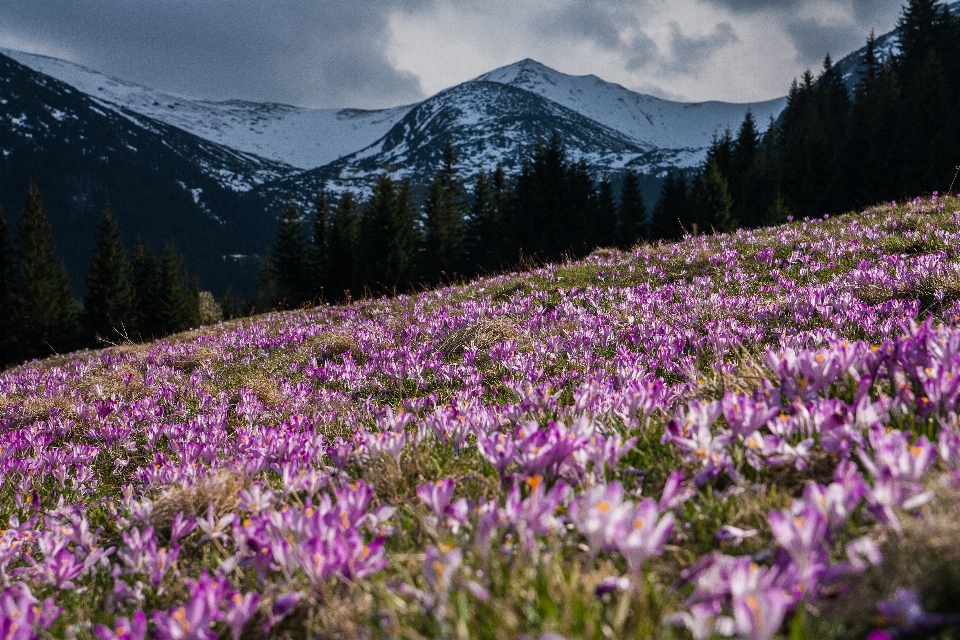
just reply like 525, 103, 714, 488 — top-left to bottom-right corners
94, 611, 148, 640
617, 498, 674, 573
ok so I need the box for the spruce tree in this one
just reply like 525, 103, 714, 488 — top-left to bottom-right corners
888, 0, 960, 198
156, 242, 193, 336
361, 174, 417, 293
11, 185, 78, 362
395, 179, 420, 287
731, 111, 762, 226
128, 238, 160, 340
81, 204, 132, 346
566, 160, 596, 258
311, 192, 330, 301
327, 191, 359, 301
617, 170, 646, 246
0, 207, 12, 367
422, 142, 466, 281
592, 178, 618, 250
692, 160, 736, 233
271, 200, 312, 308
465, 169, 498, 274
848, 32, 901, 206
129, 240, 160, 340
650, 171, 690, 241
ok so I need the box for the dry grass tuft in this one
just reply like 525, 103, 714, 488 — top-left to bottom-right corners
151, 471, 246, 541
854, 270, 960, 313
319, 332, 358, 358
168, 345, 220, 373
436, 318, 520, 361
688, 349, 773, 401
244, 372, 283, 407
1, 393, 77, 427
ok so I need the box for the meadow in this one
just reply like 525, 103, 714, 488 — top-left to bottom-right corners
3, 195, 960, 639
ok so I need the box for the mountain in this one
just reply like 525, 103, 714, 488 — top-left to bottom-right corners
254, 61, 786, 209
0, 52, 285, 295
5, 51, 787, 192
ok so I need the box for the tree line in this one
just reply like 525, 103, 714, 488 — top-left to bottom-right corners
257, 138, 649, 308
0, 185, 218, 367
653, 0, 960, 237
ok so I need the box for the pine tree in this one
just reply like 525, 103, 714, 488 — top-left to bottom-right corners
730, 111, 762, 226
311, 192, 330, 301
395, 179, 420, 287
219, 289, 240, 321
11, 185, 78, 362
650, 171, 690, 241
271, 200, 312, 308
465, 169, 500, 274
765, 193, 792, 226
81, 204, 132, 345
250, 248, 278, 314
327, 191, 359, 301
617, 170, 646, 246
592, 178, 618, 250
566, 160, 596, 258
422, 142, 467, 281
0, 206, 12, 367
129, 240, 160, 340
848, 31, 901, 206
361, 174, 418, 293
692, 160, 736, 233
156, 242, 193, 336
704, 130, 734, 179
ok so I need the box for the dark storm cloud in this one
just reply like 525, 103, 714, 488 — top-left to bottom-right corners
0, 0, 428, 109
542, 2, 630, 51
665, 22, 740, 74
701, 0, 802, 13
785, 17, 867, 66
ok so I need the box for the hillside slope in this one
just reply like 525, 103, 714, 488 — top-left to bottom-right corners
3, 196, 960, 638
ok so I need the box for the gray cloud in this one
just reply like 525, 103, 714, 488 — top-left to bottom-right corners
785, 17, 867, 66
543, 3, 631, 51
700, 0, 802, 13
665, 22, 740, 74
0, 0, 428, 109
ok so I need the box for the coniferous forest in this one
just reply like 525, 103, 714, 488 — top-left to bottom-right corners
2, 0, 959, 369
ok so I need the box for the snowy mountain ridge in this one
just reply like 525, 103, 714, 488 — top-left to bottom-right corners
2, 48, 786, 181
0, 48, 413, 170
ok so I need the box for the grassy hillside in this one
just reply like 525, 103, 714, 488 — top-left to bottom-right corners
3, 195, 960, 639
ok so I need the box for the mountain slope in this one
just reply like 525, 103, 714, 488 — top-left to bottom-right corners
1, 48, 414, 170
0, 52, 278, 295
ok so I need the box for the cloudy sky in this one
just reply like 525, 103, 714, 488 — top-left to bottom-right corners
0, 0, 905, 109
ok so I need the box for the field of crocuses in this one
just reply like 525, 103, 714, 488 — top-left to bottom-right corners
5, 195, 960, 640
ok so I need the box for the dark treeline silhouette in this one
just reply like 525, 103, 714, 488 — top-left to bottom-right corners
0, 184, 215, 368
254, 137, 649, 308
656, 0, 960, 234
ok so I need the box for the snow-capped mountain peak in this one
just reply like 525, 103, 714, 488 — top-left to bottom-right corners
474, 59, 787, 153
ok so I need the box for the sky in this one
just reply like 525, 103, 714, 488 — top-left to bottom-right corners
0, 0, 906, 110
